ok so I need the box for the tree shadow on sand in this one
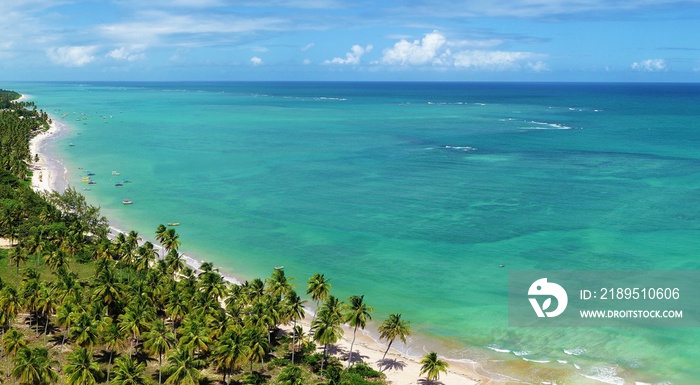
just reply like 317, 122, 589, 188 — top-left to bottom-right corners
377, 358, 407, 372
418, 379, 446, 385
327, 344, 369, 365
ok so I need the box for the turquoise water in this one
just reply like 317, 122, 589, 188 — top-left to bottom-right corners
11, 81, 700, 384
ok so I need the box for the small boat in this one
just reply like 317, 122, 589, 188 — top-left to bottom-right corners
81, 176, 90, 182
112, 171, 120, 176
167, 222, 180, 226
275, 266, 284, 270
115, 182, 123, 187
86, 171, 95, 176
122, 179, 131, 183
83, 187, 91, 191
88, 180, 96, 184
69, 143, 75, 147
123, 199, 133, 205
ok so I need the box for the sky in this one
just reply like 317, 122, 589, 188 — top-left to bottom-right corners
2, 0, 700, 82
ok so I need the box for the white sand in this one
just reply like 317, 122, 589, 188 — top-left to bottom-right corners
29, 118, 60, 193
284, 314, 486, 385
27, 104, 491, 385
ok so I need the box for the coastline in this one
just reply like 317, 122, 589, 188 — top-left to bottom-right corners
30, 108, 489, 385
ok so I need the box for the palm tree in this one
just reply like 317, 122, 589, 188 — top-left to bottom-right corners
8, 247, 28, 274
213, 329, 246, 385
244, 326, 269, 373
161, 228, 181, 255
177, 315, 212, 356
92, 262, 122, 316
164, 347, 204, 385
345, 294, 373, 368
3, 328, 27, 375
44, 248, 69, 271
64, 347, 103, 385
71, 311, 101, 353
118, 307, 149, 357
164, 249, 185, 274
11, 346, 60, 385
99, 319, 124, 384
143, 319, 176, 385
378, 313, 411, 363
111, 356, 148, 385
277, 365, 304, 385
155, 224, 167, 247
284, 290, 306, 363
306, 273, 331, 324
311, 305, 343, 372
134, 241, 158, 272
419, 351, 449, 382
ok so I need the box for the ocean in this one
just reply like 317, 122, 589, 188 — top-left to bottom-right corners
10, 81, 700, 384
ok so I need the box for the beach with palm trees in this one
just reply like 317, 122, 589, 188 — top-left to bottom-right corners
24, 104, 485, 384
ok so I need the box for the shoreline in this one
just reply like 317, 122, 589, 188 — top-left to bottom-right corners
30, 105, 491, 385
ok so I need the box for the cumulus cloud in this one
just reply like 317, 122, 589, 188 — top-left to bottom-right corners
380, 31, 447, 66
631, 58, 667, 72
379, 31, 545, 71
323, 44, 372, 65
46, 46, 98, 67
107, 46, 146, 61
250, 56, 263, 66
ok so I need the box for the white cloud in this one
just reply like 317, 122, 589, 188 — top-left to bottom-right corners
323, 44, 372, 65
528, 61, 550, 72
380, 31, 446, 66
46, 46, 98, 67
631, 59, 667, 72
250, 56, 263, 66
107, 46, 146, 61
379, 31, 545, 71
301, 42, 315, 52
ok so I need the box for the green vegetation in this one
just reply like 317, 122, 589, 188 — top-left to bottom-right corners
0, 89, 426, 384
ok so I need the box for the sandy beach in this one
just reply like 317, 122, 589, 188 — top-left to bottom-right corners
28, 109, 492, 385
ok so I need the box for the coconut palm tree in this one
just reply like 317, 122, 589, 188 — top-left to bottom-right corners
99, 319, 124, 385
71, 311, 101, 353
143, 319, 176, 385
64, 347, 102, 385
177, 315, 212, 356
8, 247, 28, 274
11, 346, 60, 385
306, 273, 331, 324
161, 228, 181, 255
419, 351, 449, 382
3, 328, 27, 376
155, 224, 167, 257
311, 302, 344, 372
378, 313, 411, 362
111, 356, 148, 385
213, 329, 246, 384
284, 290, 306, 363
164, 249, 185, 274
277, 365, 304, 385
345, 294, 373, 368
244, 326, 269, 373
92, 262, 122, 316
164, 347, 204, 385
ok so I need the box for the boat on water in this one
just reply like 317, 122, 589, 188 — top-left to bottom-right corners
112, 171, 120, 175
115, 182, 123, 187
83, 187, 91, 191
86, 171, 95, 176
88, 180, 96, 185
275, 266, 284, 270
167, 222, 180, 226
123, 199, 133, 205
81, 176, 90, 182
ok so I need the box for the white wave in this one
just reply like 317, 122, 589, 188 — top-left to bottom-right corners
579, 366, 624, 385
443, 145, 476, 151
486, 345, 510, 353
513, 350, 531, 357
522, 357, 551, 363
564, 347, 585, 356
